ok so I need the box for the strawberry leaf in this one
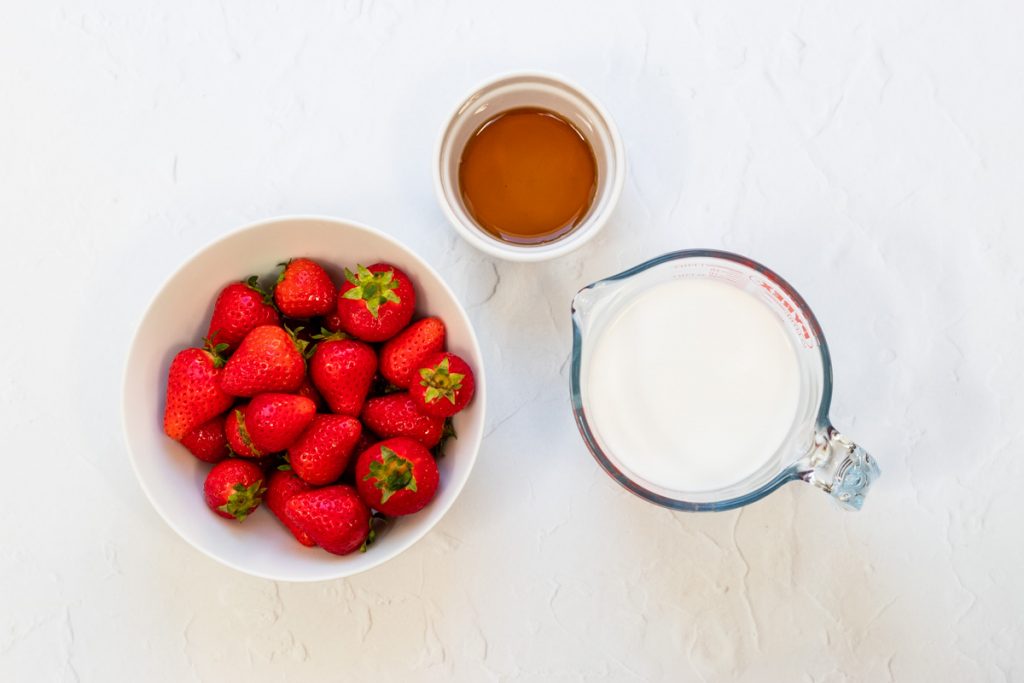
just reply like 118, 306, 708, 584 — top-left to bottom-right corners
245, 274, 275, 306
342, 264, 401, 319
218, 480, 265, 522
360, 514, 389, 553
311, 327, 348, 341
276, 260, 291, 283
418, 357, 463, 404
431, 418, 457, 459
203, 334, 229, 368
363, 446, 417, 504
284, 324, 313, 359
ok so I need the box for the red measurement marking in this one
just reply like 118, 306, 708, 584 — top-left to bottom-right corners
758, 281, 814, 347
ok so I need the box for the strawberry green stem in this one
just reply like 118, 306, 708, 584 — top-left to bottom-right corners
363, 447, 418, 504
311, 327, 348, 342
203, 335, 230, 368
431, 418, 457, 459
342, 264, 401, 318
218, 480, 265, 522
284, 324, 312, 359
245, 274, 275, 306
418, 357, 465, 405
235, 410, 262, 456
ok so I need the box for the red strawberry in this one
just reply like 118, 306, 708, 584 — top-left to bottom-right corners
337, 263, 415, 342
220, 325, 306, 397
288, 414, 362, 485
163, 340, 234, 441
285, 485, 371, 555
295, 374, 326, 411
207, 277, 279, 351
265, 470, 315, 546
180, 415, 230, 463
274, 258, 337, 319
379, 317, 446, 389
355, 437, 439, 516
309, 336, 377, 416
410, 352, 476, 417
203, 459, 265, 521
321, 311, 345, 333
224, 405, 261, 457
245, 393, 316, 453
361, 393, 445, 448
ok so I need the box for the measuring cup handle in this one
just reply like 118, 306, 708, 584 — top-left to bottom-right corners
798, 426, 880, 511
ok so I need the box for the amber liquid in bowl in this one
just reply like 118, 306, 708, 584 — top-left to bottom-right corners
458, 108, 598, 246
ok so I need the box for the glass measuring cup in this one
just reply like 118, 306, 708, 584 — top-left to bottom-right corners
570, 250, 879, 511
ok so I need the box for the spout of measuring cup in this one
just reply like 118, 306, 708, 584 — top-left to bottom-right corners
799, 426, 880, 511
572, 278, 623, 331
571, 286, 599, 324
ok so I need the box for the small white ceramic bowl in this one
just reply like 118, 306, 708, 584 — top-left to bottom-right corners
122, 216, 486, 582
434, 71, 625, 262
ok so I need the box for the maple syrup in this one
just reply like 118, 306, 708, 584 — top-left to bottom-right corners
458, 107, 597, 245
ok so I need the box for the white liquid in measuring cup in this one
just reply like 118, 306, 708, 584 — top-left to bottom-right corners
585, 278, 801, 492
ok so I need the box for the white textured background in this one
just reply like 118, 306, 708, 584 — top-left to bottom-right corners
2, 1, 1022, 680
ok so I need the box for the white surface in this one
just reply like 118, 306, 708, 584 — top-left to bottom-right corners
435, 71, 624, 261
123, 216, 485, 582
585, 277, 800, 493
2, 1, 1022, 680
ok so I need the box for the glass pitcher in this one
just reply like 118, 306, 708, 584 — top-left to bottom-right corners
570, 250, 879, 512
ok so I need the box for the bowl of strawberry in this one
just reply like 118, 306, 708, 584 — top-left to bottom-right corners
123, 216, 485, 581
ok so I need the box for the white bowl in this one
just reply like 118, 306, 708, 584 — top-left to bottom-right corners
434, 71, 625, 262
122, 216, 486, 582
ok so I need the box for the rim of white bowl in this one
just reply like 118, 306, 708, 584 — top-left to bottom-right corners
121, 214, 487, 581
433, 70, 626, 263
